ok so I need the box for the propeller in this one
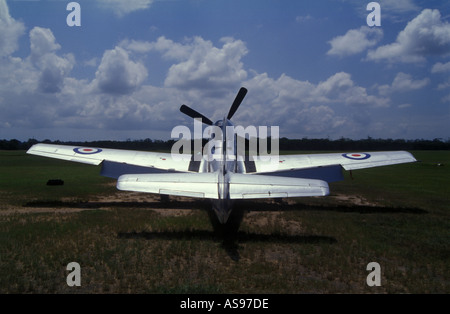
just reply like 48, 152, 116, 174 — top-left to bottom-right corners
180, 87, 247, 125
227, 87, 247, 120
180, 104, 214, 125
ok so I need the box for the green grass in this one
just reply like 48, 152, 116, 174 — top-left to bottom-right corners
0, 150, 449, 293
0, 151, 115, 207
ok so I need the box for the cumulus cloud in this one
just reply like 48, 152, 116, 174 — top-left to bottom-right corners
0, 0, 25, 57
0, 26, 74, 95
37, 54, 75, 93
367, 9, 450, 63
120, 36, 249, 92
29, 27, 61, 59
378, 72, 430, 95
238, 71, 390, 138
93, 46, 148, 95
158, 37, 248, 90
29, 27, 75, 93
122, 36, 193, 60
327, 26, 383, 57
313, 72, 389, 107
239, 73, 343, 135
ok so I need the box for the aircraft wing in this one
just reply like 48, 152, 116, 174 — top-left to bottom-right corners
26, 143, 196, 175
249, 151, 416, 180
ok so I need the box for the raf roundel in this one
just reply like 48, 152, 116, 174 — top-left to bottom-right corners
342, 153, 371, 160
73, 147, 103, 155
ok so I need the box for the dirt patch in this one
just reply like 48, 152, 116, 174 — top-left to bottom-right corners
0, 207, 102, 216
243, 210, 305, 234
0, 192, 199, 217
330, 194, 378, 207
1, 191, 379, 219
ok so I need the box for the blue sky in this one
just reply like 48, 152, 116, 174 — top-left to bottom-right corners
1, 0, 449, 141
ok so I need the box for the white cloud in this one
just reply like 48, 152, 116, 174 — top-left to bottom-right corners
97, 0, 154, 17
148, 36, 249, 91
120, 36, 249, 92
238, 71, 390, 138
121, 37, 190, 60
120, 39, 153, 54
83, 57, 99, 67
29, 27, 61, 59
327, 26, 383, 57
391, 72, 430, 91
437, 81, 450, 91
313, 72, 389, 107
381, 0, 420, 17
295, 15, 313, 23
0, 0, 25, 57
93, 46, 148, 95
442, 94, 450, 103
37, 53, 75, 93
240, 73, 344, 135
431, 61, 450, 73
28, 27, 75, 93
367, 9, 450, 63
378, 72, 430, 95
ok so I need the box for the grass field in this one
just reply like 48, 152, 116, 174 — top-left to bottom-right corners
0, 150, 449, 294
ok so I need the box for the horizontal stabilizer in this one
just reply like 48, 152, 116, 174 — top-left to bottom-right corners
117, 172, 219, 199
117, 172, 329, 200
228, 173, 329, 199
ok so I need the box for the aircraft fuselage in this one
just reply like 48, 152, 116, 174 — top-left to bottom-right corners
206, 118, 242, 223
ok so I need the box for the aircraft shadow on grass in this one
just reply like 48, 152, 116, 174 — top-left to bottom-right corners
24, 198, 428, 214
117, 229, 337, 262
113, 199, 426, 261
24, 198, 427, 261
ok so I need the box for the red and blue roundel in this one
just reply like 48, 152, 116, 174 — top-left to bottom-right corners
73, 147, 103, 155
342, 153, 371, 160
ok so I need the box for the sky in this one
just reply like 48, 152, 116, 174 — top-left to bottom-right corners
0, 0, 449, 141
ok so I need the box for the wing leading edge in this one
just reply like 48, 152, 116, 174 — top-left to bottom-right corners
26, 143, 194, 174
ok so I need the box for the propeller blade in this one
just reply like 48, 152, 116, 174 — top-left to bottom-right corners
227, 87, 247, 120
180, 104, 213, 125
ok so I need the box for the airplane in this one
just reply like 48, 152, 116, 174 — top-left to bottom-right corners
27, 87, 417, 224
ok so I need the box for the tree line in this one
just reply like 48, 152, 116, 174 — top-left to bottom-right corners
1, 137, 449, 151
